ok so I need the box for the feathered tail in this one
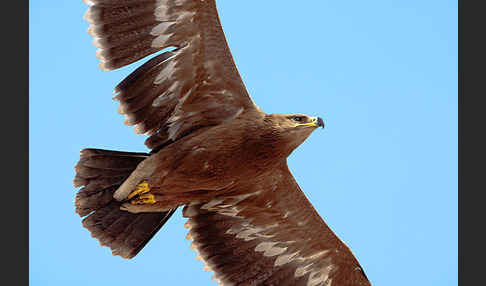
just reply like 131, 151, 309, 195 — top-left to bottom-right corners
74, 148, 176, 259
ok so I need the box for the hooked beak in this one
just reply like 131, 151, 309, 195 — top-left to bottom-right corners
309, 116, 325, 128
296, 117, 325, 129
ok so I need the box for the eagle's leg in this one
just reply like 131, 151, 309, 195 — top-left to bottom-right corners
123, 181, 157, 206
113, 155, 157, 201
126, 182, 151, 199
120, 182, 179, 213
120, 193, 194, 214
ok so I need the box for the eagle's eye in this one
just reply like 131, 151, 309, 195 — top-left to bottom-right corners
292, 116, 304, 122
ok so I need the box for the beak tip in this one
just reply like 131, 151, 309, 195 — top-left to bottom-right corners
317, 117, 325, 128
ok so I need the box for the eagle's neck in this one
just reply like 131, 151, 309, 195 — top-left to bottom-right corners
240, 119, 293, 169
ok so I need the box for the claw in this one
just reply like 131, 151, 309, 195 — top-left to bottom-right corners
127, 182, 150, 200
130, 193, 156, 205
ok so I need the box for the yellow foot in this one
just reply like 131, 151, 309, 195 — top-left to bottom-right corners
127, 182, 150, 200
130, 193, 156, 205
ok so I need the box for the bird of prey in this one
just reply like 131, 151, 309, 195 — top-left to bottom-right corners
74, 1, 372, 285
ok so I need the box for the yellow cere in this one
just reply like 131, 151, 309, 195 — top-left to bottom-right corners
297, 121, 318, 127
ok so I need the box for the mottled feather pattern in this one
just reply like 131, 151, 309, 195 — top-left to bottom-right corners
85, 0, 255, 151
183, 164, 370, 286
84, 0, 161, 70
80, 1, 372, 285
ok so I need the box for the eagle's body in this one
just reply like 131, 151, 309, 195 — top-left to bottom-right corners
74, 1, 372, 285
115, 112, 318, 213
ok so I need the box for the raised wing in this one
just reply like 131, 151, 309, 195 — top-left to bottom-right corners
183, 162, 371, 286
83, 0, 258, 150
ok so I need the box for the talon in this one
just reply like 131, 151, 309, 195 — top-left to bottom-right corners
130, 193, 156, 205
127, 182, 150, 200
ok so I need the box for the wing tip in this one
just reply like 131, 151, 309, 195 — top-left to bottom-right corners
83, 7, 98, 25
98, 60, 112, 71
82, 0, 95, 6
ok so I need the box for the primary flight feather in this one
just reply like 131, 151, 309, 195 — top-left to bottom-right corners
74, 1, 372, 285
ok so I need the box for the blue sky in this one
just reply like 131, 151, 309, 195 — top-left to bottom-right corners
30, 1, 457, 285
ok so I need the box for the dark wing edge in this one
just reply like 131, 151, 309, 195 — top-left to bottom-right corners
182, 162, 372, 286
83, 0, 259, 150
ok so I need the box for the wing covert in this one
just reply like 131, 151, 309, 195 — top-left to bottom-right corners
84, 0, 258, 150
183, 162, 372, 286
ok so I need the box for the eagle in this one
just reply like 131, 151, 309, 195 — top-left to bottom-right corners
74, 1, 372, 285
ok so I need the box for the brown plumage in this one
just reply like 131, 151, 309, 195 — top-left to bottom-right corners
75, 1, 372, 285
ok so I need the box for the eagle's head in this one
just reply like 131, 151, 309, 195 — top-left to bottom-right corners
264, 113, 324, 156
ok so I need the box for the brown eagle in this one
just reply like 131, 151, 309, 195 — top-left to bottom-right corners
74, 1, 372, 285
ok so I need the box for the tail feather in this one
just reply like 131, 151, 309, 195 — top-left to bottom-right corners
74, 148, 147, 216
74, 148, 176, 259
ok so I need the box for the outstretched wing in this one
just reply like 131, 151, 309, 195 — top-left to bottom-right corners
83, 0, 259, 150
183, 162, 372, 286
